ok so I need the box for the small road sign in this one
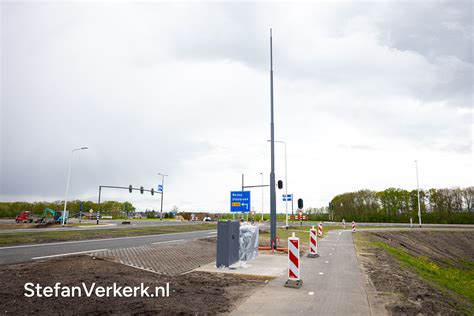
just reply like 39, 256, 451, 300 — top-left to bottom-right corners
283, 194, 293, 201
230, 191, 251, 212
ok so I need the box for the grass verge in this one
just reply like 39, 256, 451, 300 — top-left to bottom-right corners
374, 241, 474, 306
0, 223, 216, 247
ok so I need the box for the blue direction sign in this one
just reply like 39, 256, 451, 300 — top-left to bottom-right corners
283, 194, 293, 201
230, 191, 251, 212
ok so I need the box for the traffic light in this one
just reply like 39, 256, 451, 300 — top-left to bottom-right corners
277, 180, 283, 189
151, 188, 154, 195
129, 185, 133, 193
140, 186, 144, 194
298, 198, 304, 209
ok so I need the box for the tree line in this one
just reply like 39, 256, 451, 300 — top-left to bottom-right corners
0, 200, 136, 219
329, 187, 474, 224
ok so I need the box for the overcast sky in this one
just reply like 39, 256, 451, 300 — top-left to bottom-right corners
1, 1, 472, 212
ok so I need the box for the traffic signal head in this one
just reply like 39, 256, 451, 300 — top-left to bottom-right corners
298, 198, 304, 209
151, 188, 154, 196
129, 185, 133, 193
277, 180, 283, 189
140, 186, 144, 194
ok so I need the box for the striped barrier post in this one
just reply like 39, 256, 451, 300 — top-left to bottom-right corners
352, 221, 356, 232
318, 222, 323, 237
307, 226, 319, 258
284, 232, 303, 288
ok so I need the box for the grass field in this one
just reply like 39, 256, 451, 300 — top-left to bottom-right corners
0, 223, 216, 247
375, 241, 474, 306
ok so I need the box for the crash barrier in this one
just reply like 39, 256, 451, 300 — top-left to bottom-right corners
352, 221, 356, 232
318, 222, 323, 237
284, 233, 303, 288
239, 224, 259, 261
308, 226, 319, 258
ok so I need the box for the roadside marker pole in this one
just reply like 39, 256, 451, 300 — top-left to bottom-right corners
307, 226, 319, 258
284, 232, 303, 288
318, 222, 323, 237
352, 221, 356, 232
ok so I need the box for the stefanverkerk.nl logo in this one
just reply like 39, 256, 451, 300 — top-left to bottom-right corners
24, 282, 170, 298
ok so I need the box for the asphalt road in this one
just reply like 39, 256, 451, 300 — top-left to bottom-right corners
0, 229, 216, 265
0, 219, 205, 233
233, 230, 370, 315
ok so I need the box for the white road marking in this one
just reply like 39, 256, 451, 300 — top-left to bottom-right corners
325, 261, 329, 263
329, 253, 333, 256
308, 292, 314, 295
0, 230, 216, 250
152, 239, 185, 244
319, 272, 324, 275
32, 249, 108, 260
338, 232, 342, 236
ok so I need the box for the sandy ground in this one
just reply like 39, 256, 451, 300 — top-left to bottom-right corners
356, 231, 474, 315
0, 255, 270, 315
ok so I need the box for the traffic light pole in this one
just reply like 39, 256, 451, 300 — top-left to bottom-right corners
158, 174, 168, 217
97, 185, 161, 220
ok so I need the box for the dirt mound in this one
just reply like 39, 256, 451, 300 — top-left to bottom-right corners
356, 230, 474, 315
370, 231, 474, 268
0, 255, 270, 315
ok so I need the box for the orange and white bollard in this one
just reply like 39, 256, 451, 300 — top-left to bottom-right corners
318, 222, 323, 237
307, 226, 319, 258
284, 232, 303, 288
352, 221, 356, 232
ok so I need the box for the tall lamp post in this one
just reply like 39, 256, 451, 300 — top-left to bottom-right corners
269, 28, 277, 248
268, 140, 288, 227
415, 160, 422, 228
260, 172, 264, 221
62, 147, 88, 226
158, 173, 168, 216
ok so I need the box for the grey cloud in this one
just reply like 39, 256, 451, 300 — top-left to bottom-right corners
1, 1, 472, 208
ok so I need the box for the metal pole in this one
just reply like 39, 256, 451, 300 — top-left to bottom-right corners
97, 186, 101, 223
260, 172, 264, 221
283, 141, 288, 227
79, 201, 83, 223
62, 147, 87, 226
62, 151, 74, 227
159, 174, 168, 215
269, 28, 277, 248
292, 198, 294, 222
415, 160, 422, 227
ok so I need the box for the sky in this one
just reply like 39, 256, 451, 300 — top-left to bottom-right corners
1, 0, 473, 213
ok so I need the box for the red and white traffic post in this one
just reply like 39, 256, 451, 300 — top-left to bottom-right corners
352, 221, 356, 232
318, 222, 323, 237
284, 232, 303, 288
307, 226, 319, 258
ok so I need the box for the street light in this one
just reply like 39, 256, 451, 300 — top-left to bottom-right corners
158, 173, 168, 217
62, 147, 88, 226
260, 172, 264, 221
269, 28, 277, 247
415, 160, 422, 227
268, 139, 288, 227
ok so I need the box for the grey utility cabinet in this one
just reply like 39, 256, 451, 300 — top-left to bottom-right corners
216, 220, 240, 268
